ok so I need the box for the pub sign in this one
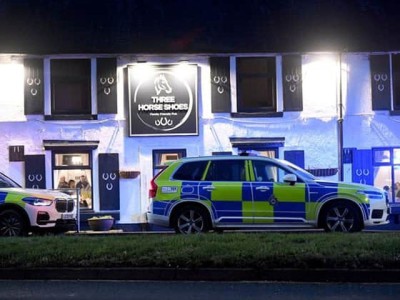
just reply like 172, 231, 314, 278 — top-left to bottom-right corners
128, 64, 198, 136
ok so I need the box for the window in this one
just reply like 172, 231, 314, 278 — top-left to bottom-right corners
173, 161, 208, 181
152, 149, 186, 176
236, 57, 276, 113
252, 161, 278, 182
50, 59, 91, 117
372, 147, 400, 203
251, 160, 294, 183
392, 54, 400, 111
204, 160, 246, 181
53, 151, 93, 210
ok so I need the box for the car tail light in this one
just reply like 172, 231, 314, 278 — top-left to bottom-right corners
149, 178, 158, 198
149, 169, 164, 198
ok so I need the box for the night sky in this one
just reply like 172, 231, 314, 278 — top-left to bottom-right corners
0, 0, 400, 54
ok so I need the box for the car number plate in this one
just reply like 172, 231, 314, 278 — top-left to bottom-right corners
62, 213, 74, 220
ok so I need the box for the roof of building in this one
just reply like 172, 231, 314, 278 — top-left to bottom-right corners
1, 0, 400, 55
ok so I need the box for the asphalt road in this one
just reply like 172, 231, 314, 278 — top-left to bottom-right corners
1, 280, 400, 300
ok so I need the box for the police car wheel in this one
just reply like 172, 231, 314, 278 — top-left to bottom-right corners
322, 201, 362, 232
0, 209, 27, 237
174, 205, 210, 234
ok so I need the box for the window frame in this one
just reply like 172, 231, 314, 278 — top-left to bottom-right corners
232, 56, 283, 117
45, 58, 97, 121
372, 146, 400, 203
172, 160, 209, 181
250, 160, 302, 183
204, 159, 247, 182
52, 149, 93, 210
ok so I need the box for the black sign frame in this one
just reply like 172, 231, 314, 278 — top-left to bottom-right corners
128, 64, 198, 136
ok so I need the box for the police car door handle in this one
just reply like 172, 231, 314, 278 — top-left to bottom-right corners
202, 185, 215, 190
256, 186, 270, 191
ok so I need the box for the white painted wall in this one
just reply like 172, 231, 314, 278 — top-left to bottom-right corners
1, 52, 398, 224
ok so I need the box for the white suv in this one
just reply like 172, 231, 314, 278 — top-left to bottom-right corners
0, 172, 76, 236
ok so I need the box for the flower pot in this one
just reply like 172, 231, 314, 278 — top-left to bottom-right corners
88, 218, 114, 231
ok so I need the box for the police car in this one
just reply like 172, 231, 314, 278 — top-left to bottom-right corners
0, 172, 76, 236
147, 155, 390, 233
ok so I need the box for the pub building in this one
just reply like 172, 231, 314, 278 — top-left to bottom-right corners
1, 1, 400, 230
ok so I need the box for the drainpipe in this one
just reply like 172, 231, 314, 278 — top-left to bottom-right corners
337, 52, 344, 181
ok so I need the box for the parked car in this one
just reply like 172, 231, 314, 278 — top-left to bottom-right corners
147, 155, 390, 233
0, 172, 76, 236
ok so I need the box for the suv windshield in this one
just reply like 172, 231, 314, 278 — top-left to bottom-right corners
0, 172, 21, 188
278, 159, 316, 181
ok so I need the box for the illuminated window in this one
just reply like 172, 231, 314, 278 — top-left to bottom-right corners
373, 147, 400, 203
53, 151, 93, 210
236, 57, 276, 112
50, 59, 91, 116
54, 153, 90, 167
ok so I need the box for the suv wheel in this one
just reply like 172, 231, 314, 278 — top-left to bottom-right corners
174, 205, 210, 234
0, 209, 27, 236
322, 201, 362, 232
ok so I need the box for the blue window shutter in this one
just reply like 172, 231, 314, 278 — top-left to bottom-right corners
98, 153, 120, 211
284, 150, 305, 168
370, 55, 391, 111
97, 58, 117, 114
282, 55, 303, 111
25, 155, 46, 189
352, 149, 373, 185
24, 59, 44, 115
210, 57, 231, 113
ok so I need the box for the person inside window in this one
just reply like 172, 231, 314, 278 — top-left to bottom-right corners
57, 176, 69, 189
69, 179, 76, 189
396, 182, 400, 202
76, 175, 91, 207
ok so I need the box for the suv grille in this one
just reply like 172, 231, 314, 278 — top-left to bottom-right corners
371, 209, 384, 219
55, 199, 75, 213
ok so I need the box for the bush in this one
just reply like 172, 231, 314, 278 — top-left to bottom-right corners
0, 232, 399, 269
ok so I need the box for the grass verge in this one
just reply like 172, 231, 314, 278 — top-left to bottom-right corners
1, 232, 400, 269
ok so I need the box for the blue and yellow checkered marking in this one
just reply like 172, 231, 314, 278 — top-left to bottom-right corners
0, 192, 7, 203
153, 178, 373, 223
0, 191, 27, 208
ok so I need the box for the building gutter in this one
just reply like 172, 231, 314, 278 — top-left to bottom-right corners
337, 52, 344, 181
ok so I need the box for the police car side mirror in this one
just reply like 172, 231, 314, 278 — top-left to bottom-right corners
283, 174, 297, 186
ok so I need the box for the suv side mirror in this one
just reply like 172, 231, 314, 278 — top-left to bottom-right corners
283, 174, 297, 186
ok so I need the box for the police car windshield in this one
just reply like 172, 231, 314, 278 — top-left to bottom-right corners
0, 172, 21, 188
278, 160, 316, 181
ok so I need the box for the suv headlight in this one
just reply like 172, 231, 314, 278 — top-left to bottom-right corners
356, 190, 384, 201
22, 197, 53, 206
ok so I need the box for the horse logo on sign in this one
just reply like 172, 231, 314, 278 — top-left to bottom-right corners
154, 74, 172, 95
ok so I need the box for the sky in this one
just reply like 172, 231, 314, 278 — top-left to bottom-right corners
0, 0, 400, 54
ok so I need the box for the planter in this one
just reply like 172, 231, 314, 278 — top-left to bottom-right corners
88, 217, 114, 231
